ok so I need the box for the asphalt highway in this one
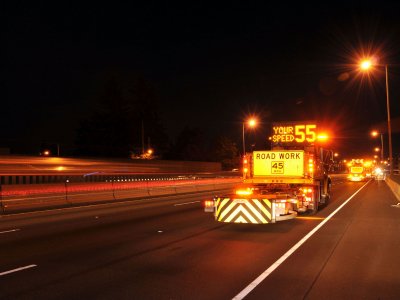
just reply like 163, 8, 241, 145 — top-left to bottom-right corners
1, 177, 399, 299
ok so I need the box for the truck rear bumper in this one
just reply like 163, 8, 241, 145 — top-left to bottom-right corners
211, 197, 297, 224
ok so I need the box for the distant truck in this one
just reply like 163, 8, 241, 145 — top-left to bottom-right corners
347, 159, 372, 182
204, 122, 333, 224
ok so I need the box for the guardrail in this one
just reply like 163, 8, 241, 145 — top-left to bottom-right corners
0, 177, 241, 214
0, 173, 219, 185
386, 175, 400, 202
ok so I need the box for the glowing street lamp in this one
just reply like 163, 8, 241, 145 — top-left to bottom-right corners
360, 59, 393, 174
360, 60, 372, 70
371, 130, 384, 162
242, 118, 257, 155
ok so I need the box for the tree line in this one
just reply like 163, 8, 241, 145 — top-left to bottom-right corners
74, 72, 239, 170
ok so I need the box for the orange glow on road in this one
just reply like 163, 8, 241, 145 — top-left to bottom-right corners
296, 216, 325, 220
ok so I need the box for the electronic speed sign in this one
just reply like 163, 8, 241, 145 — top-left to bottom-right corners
270, 123, 318, 145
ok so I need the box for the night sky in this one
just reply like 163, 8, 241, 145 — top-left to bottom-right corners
4, 1, 400, 159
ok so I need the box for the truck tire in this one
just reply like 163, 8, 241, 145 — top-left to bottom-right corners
325, 179, 332, 204
309, 186, 320, 214
320, 177, 331, 207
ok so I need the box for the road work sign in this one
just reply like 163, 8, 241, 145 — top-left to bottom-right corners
253, 151, 304, 177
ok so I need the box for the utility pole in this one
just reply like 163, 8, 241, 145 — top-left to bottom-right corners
141, 120, 145, 155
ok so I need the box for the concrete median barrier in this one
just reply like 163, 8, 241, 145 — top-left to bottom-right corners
0, 183, 68, 213
386, 176, 400, 202
66, 182, 116, 205
147, 186, 177, 197
0, 178, 241, 214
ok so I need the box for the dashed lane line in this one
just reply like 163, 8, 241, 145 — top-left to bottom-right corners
0, 229, 20, 234
0, 264, 37, 276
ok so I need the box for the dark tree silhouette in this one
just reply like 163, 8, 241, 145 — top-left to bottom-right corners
167, 127, 209, 161
75, 72, 168, 157
214, 136, 240, 170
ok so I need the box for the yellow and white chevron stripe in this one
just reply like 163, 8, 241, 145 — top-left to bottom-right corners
215, 197, 273, 224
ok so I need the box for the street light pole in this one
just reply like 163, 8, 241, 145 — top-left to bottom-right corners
380, 133, 384, 162
385, 64, 393, 175
361, 60, 394, 174
141, 120, 145, 155
242, 118, 257, 156
242, 122, 245, 156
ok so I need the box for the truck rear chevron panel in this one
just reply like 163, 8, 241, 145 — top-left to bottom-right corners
215, 198, 273, 224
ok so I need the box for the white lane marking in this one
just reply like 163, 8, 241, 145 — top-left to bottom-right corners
0, 229, 20, 234
0, 264, 37, 276
2, 192, 106, 202
174, 201, 200, 206
1, 196, 139, 217
233, 181, 370, 300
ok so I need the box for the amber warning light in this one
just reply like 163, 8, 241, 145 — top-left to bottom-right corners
203, 199, 214, 212
270, 124, 317, 145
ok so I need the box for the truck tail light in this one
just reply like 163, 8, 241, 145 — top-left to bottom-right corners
299, 187, 313, 202
203, 200, 215, 212
204, 200, 214, 208
243, 156, 249, 177
308, 158, 314, 174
